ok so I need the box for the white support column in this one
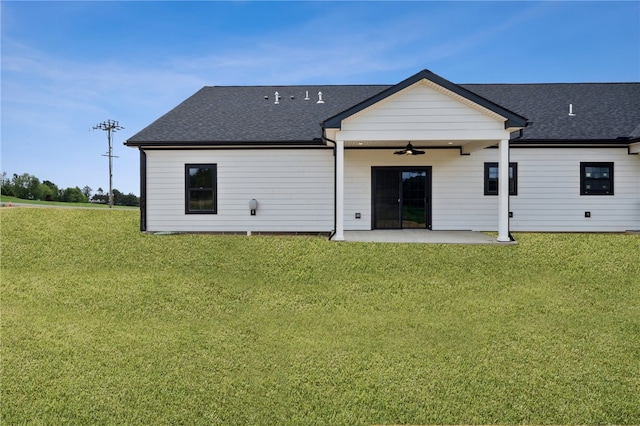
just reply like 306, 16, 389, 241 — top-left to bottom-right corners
334, 139, 345, 241
497, 138, 511, 242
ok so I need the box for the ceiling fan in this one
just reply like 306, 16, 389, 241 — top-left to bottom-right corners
394, 142, 425, 156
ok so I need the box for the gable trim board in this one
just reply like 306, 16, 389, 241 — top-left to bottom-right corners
126, 69, 640, 239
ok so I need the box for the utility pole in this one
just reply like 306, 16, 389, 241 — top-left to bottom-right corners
93, 119, 123, 208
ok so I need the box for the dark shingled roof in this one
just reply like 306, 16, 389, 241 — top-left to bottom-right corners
126, 85, 388, 144
463, 83, 640, 142
126, 79, 640, 146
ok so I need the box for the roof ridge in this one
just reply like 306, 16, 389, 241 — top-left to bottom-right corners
202, 84, 392, 88
462, 82, 640, 86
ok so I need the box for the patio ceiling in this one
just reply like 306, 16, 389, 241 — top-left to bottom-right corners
343, 139, 499, 153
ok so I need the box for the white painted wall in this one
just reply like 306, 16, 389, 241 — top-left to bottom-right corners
343, 147, 640, 232
144, 149, 334, 233
509, 148, 640, 232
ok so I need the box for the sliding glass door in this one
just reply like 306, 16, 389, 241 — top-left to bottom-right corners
372, 167, 431, 229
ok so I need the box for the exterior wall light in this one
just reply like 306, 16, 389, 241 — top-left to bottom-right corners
249, 199, 258, 216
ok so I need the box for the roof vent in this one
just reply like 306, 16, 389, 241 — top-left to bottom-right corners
568, 103, 576, 116
304, 91, 310, 101
317, 91, 324, 104
274, 91, 280, 105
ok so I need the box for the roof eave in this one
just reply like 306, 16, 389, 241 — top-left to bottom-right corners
510, 138, 633, 146
124, 139, 325, 148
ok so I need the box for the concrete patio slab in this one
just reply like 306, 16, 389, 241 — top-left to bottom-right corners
342, 230, 514, 244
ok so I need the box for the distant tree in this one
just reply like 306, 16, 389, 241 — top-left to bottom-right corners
112, 188, 123, 205
0, 172, 134, 205
61, 187, 87, 203
1, 172, 13, 196
91, 187, 107, 204
41, 180, 60, 201
40, 184, 56, 201
121, 192, 140, 207
109, 188, 139, 207
82, 185, 92, 199
11, 173, 41, 200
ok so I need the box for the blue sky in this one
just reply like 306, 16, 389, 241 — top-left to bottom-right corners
2, 1, 639, 196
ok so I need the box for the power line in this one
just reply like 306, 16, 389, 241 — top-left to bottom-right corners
92, 119, 123, 208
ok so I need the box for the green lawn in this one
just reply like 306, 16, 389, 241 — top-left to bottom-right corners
0, 195, 137, 209
2, 208, 639, 425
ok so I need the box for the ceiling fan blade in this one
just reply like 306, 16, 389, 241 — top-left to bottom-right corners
394, 142, 425, 155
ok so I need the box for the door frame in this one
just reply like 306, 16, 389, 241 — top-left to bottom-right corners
371, 166, 432, 230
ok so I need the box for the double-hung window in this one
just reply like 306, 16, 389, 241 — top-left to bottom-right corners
185, 164, 217, 213
580, 162, 613, 195
484, 162, 517, 196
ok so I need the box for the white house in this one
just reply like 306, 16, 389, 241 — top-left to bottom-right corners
125, 70, 640, 241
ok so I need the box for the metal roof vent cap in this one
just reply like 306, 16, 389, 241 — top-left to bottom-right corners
274, 91, 280, 105
317, 91, 324, 104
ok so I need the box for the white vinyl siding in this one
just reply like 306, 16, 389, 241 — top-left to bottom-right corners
145, 149, 334, 233
509, 148, 640, 232
343, 147, 640, 232
143, 147, 638, 234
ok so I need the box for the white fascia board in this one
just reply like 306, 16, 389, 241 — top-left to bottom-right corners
629, 142, 640, 154
336, 129, 511, 142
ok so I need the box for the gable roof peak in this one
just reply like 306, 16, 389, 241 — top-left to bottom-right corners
323, 69, 528, 129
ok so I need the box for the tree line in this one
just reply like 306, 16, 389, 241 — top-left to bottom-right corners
1, 172, 139, 207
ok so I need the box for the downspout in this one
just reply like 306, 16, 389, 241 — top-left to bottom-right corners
322, 125, 338, 241
139, 148, 147, 232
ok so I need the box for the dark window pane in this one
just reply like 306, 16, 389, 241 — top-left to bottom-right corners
581, 163, 613, 195
585, 179, 610, 193
509, 170, 516, 193
484, 163, 517, 196
189, 167, 213, 188
488, 167, 499, 179
189, 190, 214, 211
585, 167, 609, 179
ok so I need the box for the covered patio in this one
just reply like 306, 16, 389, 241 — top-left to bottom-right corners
343, 229, 514, 244
322, 70, 528, 243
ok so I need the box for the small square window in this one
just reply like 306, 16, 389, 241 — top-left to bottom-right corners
580, 162, 613, 195
185, 164, 217, 213
484, 162, 517, 196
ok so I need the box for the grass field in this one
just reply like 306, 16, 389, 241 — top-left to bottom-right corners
0, 195, 137, 209
2, 208, 639, 425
